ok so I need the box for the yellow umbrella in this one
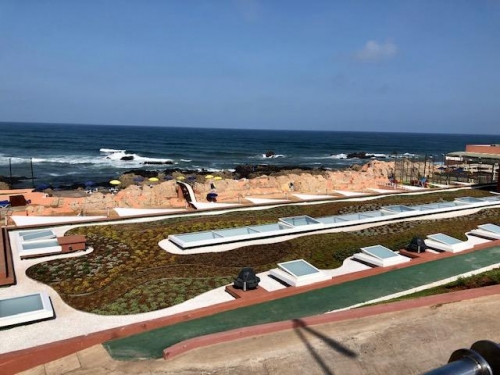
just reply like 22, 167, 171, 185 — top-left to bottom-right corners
205, 175, 214, 179
148, 177, 159, 182
109, 180, 121, 185
213, 176, 223, 180
176, 176, 185, 180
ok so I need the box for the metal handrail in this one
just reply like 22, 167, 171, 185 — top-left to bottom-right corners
424, 340, 500, 375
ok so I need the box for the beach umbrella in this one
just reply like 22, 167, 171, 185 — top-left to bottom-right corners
164, 175, 173, 181
176, 176, 185, 180
84, 181, 96, 187
214, 176, 223, 180
148, 177, 159, 182
205, 175, 214, 179
133, 176, 145, 182
187, 176, 196, 181
109, 180, 121, 185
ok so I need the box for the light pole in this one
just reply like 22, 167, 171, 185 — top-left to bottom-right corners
428, 155, 433, 183
30, 158, 35, 189
423, 154, 428, 179
9, 158, 12, 188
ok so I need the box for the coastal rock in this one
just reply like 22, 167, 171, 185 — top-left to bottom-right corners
121, 161, 395, 205
143, 161, 174, 165
346, 152, 370, 159
18, 160, 396, 216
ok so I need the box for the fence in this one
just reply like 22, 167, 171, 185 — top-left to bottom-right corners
392, 156, 497, 186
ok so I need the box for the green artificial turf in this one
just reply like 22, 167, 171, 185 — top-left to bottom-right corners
104, 245, 500, 360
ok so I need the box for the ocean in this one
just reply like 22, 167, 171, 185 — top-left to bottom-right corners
0, 122, 498, 189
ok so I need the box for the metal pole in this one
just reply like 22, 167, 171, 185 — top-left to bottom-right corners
424, 356, 488, 375
9, 157, 12, 188
424, 340, 500, 375
30, 158, 35, 188
423, 154, 427, 179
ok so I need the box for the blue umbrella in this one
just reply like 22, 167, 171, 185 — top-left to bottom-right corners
133, 176, 145, 182
164, 175, 173, 181
84, 181, 96, 187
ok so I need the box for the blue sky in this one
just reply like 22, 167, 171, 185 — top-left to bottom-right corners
1, 1, 499, 133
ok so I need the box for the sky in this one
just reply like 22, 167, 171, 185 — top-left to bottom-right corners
0, 1, 499, 134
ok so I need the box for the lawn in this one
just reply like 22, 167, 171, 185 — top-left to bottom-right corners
25, 189, 500, 314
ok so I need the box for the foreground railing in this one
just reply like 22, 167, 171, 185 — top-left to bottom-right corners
424, 340, 500, 375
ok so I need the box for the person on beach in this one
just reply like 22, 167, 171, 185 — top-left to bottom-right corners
206, 190, 218, 202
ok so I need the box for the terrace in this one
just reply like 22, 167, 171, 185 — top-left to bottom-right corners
0, 188, 500, 374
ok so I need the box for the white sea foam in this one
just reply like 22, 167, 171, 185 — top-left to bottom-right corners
368, 153, 390, 158
100, 148, 125, 154
49, 171, 78, 177
261, 153, 285, 159
329, 153, 348, 159
0, 156, 26, 164
100, 149, 174, 165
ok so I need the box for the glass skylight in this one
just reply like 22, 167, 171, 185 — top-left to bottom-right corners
19, 230, 55, 242
0, 292, 54, 328
278, 259, 321, 277
279, 215, 322, 227
361, 245, 399, 260
427, 233, 463, 245
166, 195, 500, 250
382, 205, 415, 212
477, 223, 500, 234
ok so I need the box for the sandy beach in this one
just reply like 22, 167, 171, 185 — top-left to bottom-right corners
0, 160, 398, 220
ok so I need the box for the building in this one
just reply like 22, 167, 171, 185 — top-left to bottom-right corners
447, 144, 500, 191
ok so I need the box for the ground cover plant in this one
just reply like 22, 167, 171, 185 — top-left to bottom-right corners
26, 189, 500, 315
